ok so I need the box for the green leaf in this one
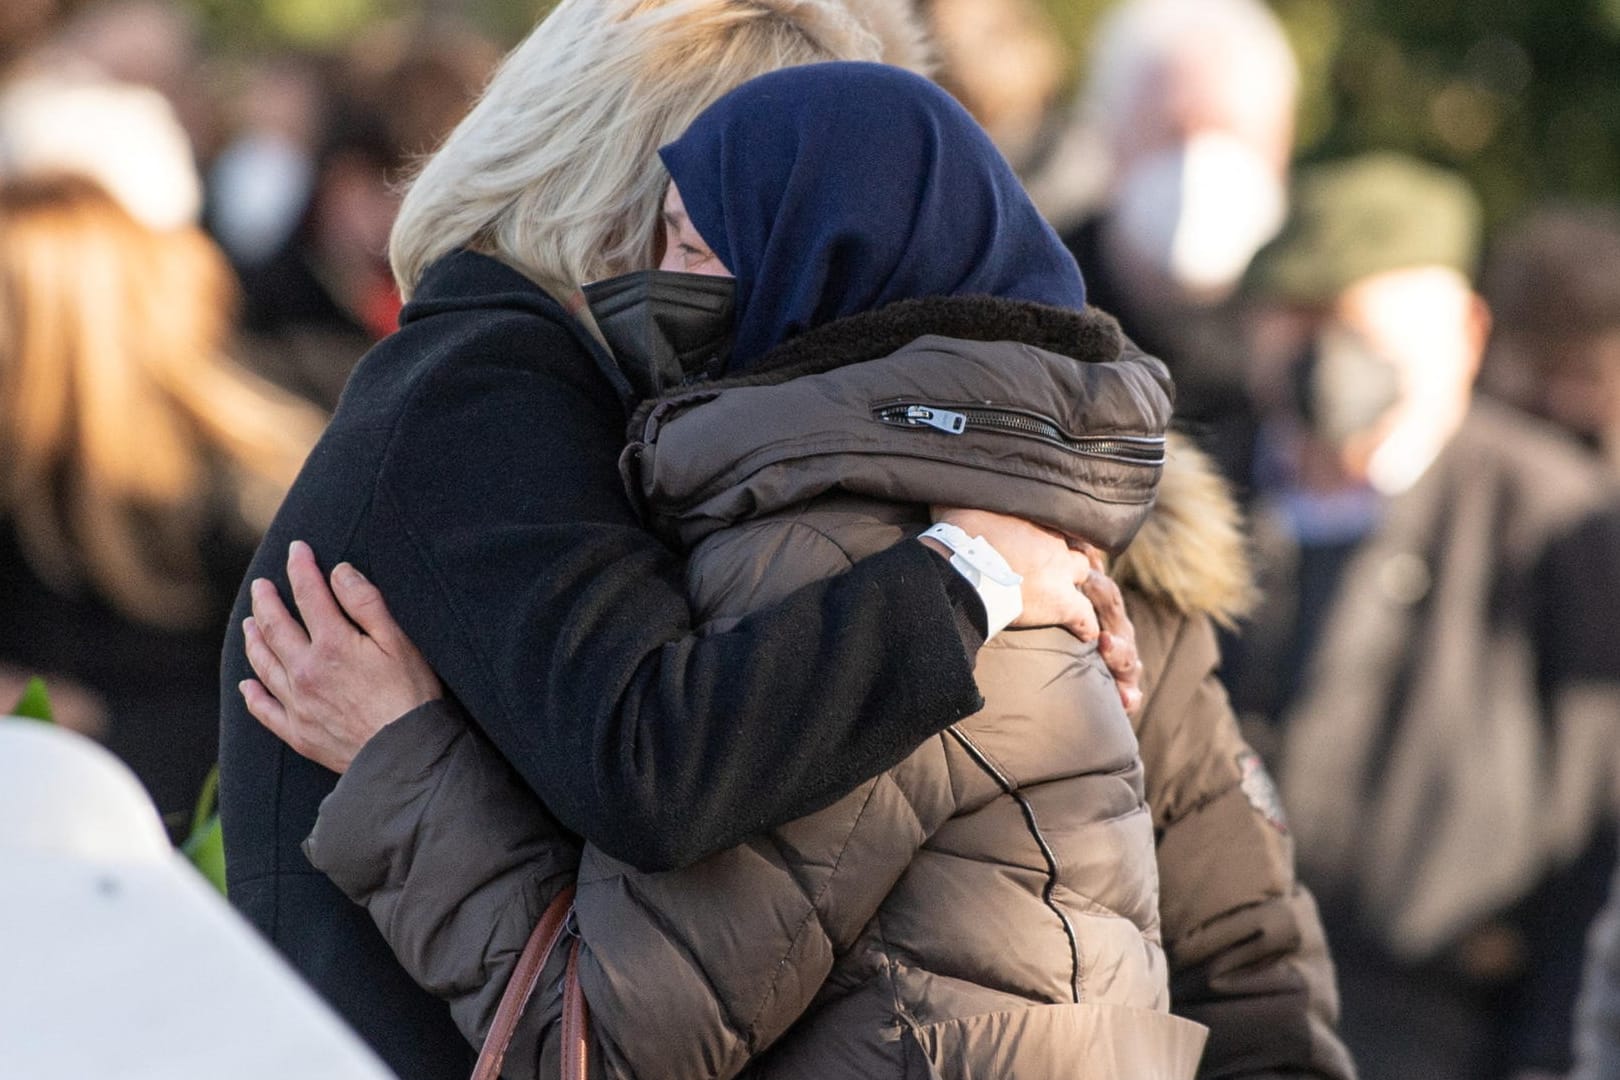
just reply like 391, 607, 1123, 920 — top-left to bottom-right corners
181, 766, 226, 894
9, 677, 53, 723
182, 815, 227, 894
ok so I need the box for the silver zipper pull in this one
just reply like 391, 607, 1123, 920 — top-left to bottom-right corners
904, 405, 968, 434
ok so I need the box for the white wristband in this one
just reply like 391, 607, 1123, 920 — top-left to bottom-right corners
919, 522, 1024, 639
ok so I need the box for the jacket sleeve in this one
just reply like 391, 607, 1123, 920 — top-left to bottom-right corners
358, 324, 987, 873
302, 697, 579, 1058
302, 707, 949, 1080
1129, 599, 1356, 1080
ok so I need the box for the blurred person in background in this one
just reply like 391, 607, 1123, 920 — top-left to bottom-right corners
1060, 0, 1297, 492
0, 77, 325, 831
1227, 152, 1620, 1080
14, 0, 225, 162
1501, 206, 1620, 1080
1482, 205, 1620, 476
41, 0, 196, 101
229, 22, 501, 411
206, 54, 326, 273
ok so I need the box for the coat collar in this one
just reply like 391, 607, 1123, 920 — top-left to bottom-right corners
404, 250, 634, 405
625, 295, 1153, 439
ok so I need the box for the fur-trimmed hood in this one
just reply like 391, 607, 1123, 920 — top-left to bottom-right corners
619, 295, 1255, 626
1115, 431, 1256, 628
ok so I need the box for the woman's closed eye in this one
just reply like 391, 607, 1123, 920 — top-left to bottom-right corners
663, 223, 723, 273
674, 239, 720, 272
659, 181, 732, 277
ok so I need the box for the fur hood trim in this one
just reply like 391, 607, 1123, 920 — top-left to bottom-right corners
1115, 432, 1257, 627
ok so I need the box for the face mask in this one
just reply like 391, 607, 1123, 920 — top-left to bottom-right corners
583, 270, 736, 400
1291, 322, 1403, 450
1111, 131, 1286, 298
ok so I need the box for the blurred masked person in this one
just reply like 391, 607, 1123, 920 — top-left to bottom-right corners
1227, 153, 1620, 1080
1061, 0, 1296, 491
206, 56, 326, 274
1483, 205, 1620, 476
0, 77, 326, 830
230, 24, 500, 412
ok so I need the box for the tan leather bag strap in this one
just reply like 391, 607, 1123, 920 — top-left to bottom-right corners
471, 883, 580, 1080
561, 939, 590, 1080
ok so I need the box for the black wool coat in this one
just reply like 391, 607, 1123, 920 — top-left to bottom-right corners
217, 251, 989, 1080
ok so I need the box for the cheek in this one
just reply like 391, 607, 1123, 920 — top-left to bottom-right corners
656, 245, 684, 273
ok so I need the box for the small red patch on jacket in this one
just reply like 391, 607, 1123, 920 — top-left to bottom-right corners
1236, 750, 1289, 834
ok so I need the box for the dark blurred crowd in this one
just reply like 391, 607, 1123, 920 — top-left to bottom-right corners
2, 2, 1619, 1078
0, 0, 500, 819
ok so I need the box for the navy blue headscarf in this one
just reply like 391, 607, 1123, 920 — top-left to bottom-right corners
658, 62, 1086, 369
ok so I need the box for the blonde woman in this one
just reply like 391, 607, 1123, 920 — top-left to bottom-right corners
0, 173, 324, 822
217, 3, 1144, 1077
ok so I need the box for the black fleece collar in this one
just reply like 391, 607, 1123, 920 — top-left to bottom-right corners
627, 295, 1135, 437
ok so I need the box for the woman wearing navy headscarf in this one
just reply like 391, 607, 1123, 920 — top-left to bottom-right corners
655, 62, 1089, 364
244, 64, 1266, 1078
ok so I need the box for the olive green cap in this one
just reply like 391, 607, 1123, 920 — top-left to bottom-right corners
1245, 152, 1483, 305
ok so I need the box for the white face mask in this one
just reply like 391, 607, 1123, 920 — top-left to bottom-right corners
1111, 131, 1286, 299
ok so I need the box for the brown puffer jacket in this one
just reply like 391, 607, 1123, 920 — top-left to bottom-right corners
307, 299, 1347, 1079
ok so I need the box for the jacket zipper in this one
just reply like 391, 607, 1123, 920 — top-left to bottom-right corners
874, 403, 1166, 466
945, 727, 1085, 1004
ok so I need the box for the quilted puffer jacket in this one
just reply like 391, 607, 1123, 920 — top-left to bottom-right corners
306, 297, 1211, 1079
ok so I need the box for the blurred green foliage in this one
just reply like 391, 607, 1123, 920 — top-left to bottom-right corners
8, 676, 53, 722
176, 0, 1619, 225
176, 0, 549, 50
181, 766, 226, 894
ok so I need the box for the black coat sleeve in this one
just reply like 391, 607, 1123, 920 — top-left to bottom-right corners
361, 328, 987, 871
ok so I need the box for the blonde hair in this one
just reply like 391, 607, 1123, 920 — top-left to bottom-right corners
0, 175, 327, 629
390, 0, 930, 300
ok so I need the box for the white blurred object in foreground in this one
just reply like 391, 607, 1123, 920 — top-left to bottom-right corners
0, 717, 395, 1080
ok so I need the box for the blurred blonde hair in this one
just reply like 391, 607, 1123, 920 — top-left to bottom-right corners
0, 175, 326, 629
390, 0, 931, 300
